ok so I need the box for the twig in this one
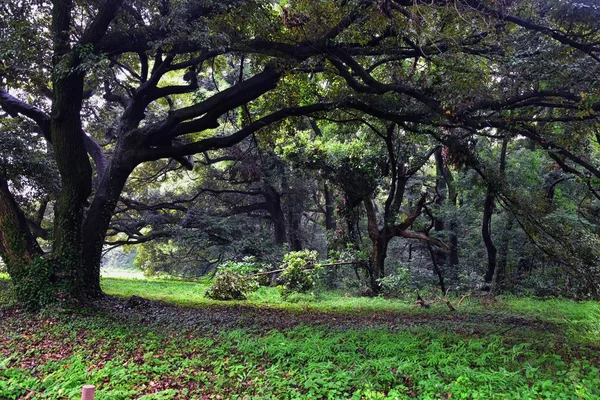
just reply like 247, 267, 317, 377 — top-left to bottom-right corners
457, 294, 470, 307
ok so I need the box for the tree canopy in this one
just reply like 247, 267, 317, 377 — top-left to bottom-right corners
1, 0, 600, 308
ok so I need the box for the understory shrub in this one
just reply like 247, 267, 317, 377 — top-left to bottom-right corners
278, 250, 322, 297
377, 266, 411, 298
205, 269, 259, 301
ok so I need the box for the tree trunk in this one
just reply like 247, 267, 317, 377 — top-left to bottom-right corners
264, 186, 287, 245
494, 214, 514, 292
434, 148, 459, 281
81, 150, 135, 297
427, 241, 446, 294
369, 232, 390, 292
324, 183, 335, 231
49, 60, 92, 301
431, 150, 448, 275
482, 185, 498, 284
364, 197, 390, 293
0, 176, 43, 276
287, 202, 303, 251
483, 137, 508, 285
0, 0, 124, 308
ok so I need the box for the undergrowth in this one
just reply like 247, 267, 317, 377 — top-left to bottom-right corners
0, 276, 599, 399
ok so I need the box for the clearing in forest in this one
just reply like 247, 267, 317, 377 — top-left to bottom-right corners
1, 278, 599, 399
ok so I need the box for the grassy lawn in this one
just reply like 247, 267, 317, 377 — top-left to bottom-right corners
0, 275, 599, 399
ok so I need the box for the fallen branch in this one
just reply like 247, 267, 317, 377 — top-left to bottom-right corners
247, 261, 365, 277
416, 292, 430, 308
457, 294, 470, 307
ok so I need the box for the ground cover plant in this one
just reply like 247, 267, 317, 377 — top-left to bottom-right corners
1, 276, 600, 399
2, 0, 600, 398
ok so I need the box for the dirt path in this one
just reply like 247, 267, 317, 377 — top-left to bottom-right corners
91, 295, 554, 336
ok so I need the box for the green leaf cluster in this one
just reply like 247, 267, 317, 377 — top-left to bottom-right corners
278, 250, 321, 296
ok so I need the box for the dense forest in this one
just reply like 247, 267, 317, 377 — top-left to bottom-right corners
2, 1, 600, 399
1, 0, 600, 307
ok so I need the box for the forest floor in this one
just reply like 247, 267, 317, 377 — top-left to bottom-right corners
1, 276, 599, 399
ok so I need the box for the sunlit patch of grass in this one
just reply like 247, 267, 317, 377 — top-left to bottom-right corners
102, 277, 215, 306
101, 277, 422, 314
506, 297, 600, 346
100, 269, 145, 279
102, 277, 600, 316
102, 277, 600, 347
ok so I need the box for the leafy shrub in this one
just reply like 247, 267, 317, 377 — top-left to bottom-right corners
278, 250, 321, 296
377, 267, 411, 298
219, 257, 259, 275
205, 269, 259, 300
220, 257, 272, 286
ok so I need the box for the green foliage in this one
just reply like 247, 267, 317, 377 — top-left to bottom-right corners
278, 250, 321, 297
10, 257, 60, 311
377, 267, 411, 298
2, 280, 600, 399
329, 244, 369, 265
218, 257, 262, 275
0, 275, 14, 308
205, 268, 259, 301
218, 257, 272, 286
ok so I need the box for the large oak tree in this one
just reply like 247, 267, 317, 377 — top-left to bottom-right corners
1, 0, 600, 306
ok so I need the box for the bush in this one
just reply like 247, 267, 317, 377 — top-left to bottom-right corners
219, 257, 259, 275
220, 257, 272, 286
205, 269, 259, 300
278, 250, 321, 297
377, 267, 411, 298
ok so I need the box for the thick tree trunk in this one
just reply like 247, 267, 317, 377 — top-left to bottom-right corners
431, 157, 448, 276
264, 186, 287, 245
287, 203, 303, 251
0, 176, 43, 276
369, 232, 390, 292
364, 197, 389, 293
82, 151, 135, 297
49, 70, 92, 301
344, 202, 361, 247
12, 0, 92, 304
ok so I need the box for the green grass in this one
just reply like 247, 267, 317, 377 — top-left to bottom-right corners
101, 278, 600, 336
1, 276, 600, 399
101, 277, 417, 313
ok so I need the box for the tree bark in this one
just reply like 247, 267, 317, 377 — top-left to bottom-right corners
494, 214, 513, 291
482, 186, 497, 284
49, 0, 94, 299
287, 196, 303, 251
81, 148, 135, 297
364, 197, 390, 292
0, 176, 43, 276
427, 241, 446, 294
264, 185, 287, 245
